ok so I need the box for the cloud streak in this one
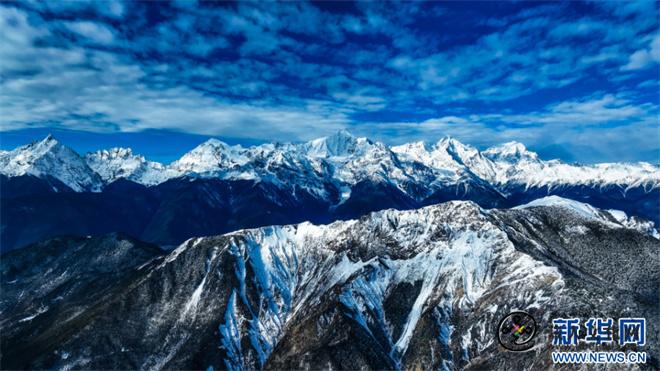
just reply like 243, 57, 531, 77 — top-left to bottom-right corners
0, 1, 658, 162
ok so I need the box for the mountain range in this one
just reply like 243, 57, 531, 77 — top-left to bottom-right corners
1, 197, 658, 369
1, 131, 658, 251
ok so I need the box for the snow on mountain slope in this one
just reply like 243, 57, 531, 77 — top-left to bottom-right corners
170, 138, 249, 175
85, 147, 177, 186
516, 195, 606, 219
0, 135, 102, 192
482, 141, 540, 163
4, 199, 658, 370
210, 202, 561, 369
482, 142, 657, 190
392, 139, 463, 174
2, 133, 658, 198
517, 196, 659, 238
153, 199, 656, 369
302, 129, 372, 158
390, 141, 432, 164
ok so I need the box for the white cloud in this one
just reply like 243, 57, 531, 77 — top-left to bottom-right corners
354, 93, 659, 163
0, 2, 658, 163
650, 34, 660, 61
621, 34, 660, 71
25, 0, 125, 19
622, 49, 653, 71
64, 21, 116, 45
421, 116, 470, 126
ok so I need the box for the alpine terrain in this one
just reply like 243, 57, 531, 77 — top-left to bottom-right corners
1, 197, 658, 370
1, 132, 658, 251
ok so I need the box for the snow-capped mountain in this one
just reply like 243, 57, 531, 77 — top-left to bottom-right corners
2, 198, 657, 369
481, 141, 657, 191
170, 138, 249, 175
302, 129, 372, 158
516, 195, 660, 238
2, 132, 657, 194
0, 135, 102, 192
85, 147, 177, 186
2, 132, 659, 251
482, 141, 540, 163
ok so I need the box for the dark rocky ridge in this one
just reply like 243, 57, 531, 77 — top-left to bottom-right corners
2, 173, 658, 252
1, 199, 658, 370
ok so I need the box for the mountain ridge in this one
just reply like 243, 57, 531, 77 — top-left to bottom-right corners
0, 135, 103, 192
2, 132, 658, 251
2, 132, 657, 194
2, 198, 658, 370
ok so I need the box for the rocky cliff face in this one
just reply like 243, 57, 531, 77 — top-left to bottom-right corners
1, 198, 658, 370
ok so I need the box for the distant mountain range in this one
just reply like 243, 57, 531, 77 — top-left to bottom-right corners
2, 198, 658, 369
1, 132, 658, 251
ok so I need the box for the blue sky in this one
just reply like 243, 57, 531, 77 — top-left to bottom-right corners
0, 1, 658, 163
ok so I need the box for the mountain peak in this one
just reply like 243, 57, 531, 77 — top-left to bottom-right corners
434, 136, 479, 157
85, 147, 171, 186
516, 195, 606, 220
91, 147, 136, 160
178, 138, 233, 160
187, 138, 245, 158
324, 129, 359, 145
391, 141, 431, 163
201, 137, 229, 146
0, 135, 102, 192
332, 129, 356, 140
304, 130, 366, 158
395, 140, 428, 151
499, 141, 528, 153
483, 141, 538, 162
434, 136, 471, 151
30, 134, 60, 152
86, 147, 144, 168
436, 135, 455, 144
172, 138, 247, 173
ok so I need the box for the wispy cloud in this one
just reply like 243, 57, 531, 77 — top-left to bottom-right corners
0, 1, 658, 162
621, 34, 660, 71
63, 21, 116, 45
355, 93, 659, 163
